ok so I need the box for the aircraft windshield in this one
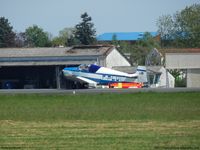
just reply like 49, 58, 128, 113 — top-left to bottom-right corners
79, 64, 89, 72
79, 64, 100, 73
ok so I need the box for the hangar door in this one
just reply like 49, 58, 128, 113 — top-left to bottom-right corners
0, 66, 61, 89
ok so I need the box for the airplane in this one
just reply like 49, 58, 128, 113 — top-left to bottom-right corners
62, 64, 147, 88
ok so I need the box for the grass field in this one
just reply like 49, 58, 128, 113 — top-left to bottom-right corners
0, 92, 200, 149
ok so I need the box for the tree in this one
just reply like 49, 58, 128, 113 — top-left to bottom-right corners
169, 69, 186, 87
118, 32, 160, 65
157, 3, 200, 48
74, 12, 96, 45
156, 15, 175, 47
51, 37, 64, 47
111, 34, 119, 46
175, 4, 200, 47
52, 27, 74, 47
15, 32, 26, 47
145, 48, 163, 66
0, 17, 15, 47
67, 35, 81, 46
25, 25, 50, 47
137, 32, 160, 49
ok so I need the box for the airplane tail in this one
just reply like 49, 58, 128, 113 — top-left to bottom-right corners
136, 66, 148, 83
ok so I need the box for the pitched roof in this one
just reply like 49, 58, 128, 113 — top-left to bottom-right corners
97, 32, 158, 41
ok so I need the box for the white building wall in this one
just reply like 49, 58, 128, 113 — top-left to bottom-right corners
166, 53, 200, 87
157, 67, 175, 88
105, 48, 131, 68
166, 53, 200, 69
187, 69, 200, 87
168, 72, 175, 88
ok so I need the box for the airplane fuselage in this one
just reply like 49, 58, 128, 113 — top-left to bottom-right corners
63, 69, 136, 85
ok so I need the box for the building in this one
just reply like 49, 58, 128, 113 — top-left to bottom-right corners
0, 45, 130, 89
145, 48, 164, 66
97, 32, 160, 43
163, 48, 200, 88
113, 66, 175, 88
147, 66, 174, 88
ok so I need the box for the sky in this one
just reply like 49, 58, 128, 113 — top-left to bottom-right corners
0, 0, 199, 37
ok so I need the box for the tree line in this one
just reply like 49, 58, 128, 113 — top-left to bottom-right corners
157, 3, 200, 48
1, 4, 199, 48
0, 12, 96, 48
0, 3, 199, 65
112, 3, 200, 65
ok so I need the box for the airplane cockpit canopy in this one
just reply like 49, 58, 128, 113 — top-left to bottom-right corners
88, 64, 101, 73
78, 64, 101, 73
79, 64, 89, 72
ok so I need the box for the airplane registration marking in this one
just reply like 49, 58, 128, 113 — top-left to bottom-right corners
102, 75, 122, 82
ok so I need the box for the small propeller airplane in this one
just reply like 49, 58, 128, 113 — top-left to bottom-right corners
62, 64, 147, 88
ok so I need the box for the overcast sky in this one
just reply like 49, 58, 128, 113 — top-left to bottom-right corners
0, 0, 199, 36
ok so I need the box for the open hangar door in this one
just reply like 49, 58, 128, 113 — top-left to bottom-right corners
60, 64, 89, 89
0, 66, 62, 89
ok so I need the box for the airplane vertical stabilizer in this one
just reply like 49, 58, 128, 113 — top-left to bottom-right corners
136, 66, 147, 83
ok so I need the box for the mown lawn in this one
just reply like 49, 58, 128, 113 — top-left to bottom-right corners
0, 92, 200, 149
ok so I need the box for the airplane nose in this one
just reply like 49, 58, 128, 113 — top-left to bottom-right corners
63, 69, 73, 76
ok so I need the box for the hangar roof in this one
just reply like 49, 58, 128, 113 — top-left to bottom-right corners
0, 45, 114, 66
0, 45, 114, 57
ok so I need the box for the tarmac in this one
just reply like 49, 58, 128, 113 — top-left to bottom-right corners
0, 88, 200, 94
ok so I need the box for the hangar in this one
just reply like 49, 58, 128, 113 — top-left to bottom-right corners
165, 48, 200, 87
113, 66, 175, 88
0, 45, 130, 89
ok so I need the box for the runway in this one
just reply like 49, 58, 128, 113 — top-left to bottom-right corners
0, 88, 200, 94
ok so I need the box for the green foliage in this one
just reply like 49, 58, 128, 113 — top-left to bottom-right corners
67, 35, 81, 46
137, 32, 160, 48
0, 17, 15, 47
118, 32, 160, 65
169, 69, 186, 87
51, 27, 74, 47
157, 15, 174, 47
111, 34, 119, 46
175, 4, 200, 47
74, 12, 96, 45
175, 78, 186, 87
157, 3, 200, 48
25, 25, 50, 47
51, 36, 64, 47
14, 32, 26, 47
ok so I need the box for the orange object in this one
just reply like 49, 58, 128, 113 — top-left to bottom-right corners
109, 82, 143, 88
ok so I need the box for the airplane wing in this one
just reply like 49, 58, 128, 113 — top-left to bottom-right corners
127, 74, 138, 78
77, 76, 97, 87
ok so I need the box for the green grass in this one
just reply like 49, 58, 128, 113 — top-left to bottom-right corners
0, 92, 200, 121
1, 120, 199, 149
0, 92, 200, 149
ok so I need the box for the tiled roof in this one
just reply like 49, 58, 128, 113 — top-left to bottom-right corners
97, 32, 158, 41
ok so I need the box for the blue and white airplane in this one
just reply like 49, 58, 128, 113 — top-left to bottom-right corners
62, 64, 147, 88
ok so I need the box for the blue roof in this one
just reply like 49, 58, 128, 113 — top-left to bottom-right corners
97, 32, 158, 41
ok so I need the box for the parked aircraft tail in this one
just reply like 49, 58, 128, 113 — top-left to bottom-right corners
135, 66, 148, 83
